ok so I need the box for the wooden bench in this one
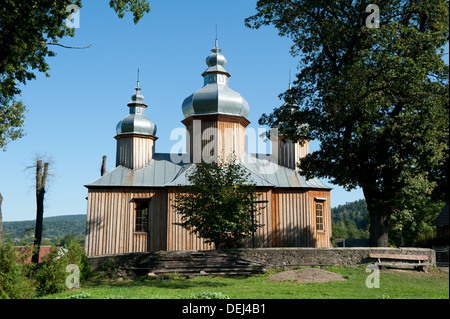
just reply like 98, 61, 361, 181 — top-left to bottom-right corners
369, 253, 432, 272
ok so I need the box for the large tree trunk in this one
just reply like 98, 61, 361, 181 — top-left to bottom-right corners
368, 207, 390, 247
363, 187, 391, 247
0, 192, 3, 242
31, 160, 49, 264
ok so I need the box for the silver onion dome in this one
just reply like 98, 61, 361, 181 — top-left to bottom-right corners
116, 84, 157, 136
182, 40, 250, 118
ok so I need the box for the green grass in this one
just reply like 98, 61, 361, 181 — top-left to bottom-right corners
40, 266, 449, 299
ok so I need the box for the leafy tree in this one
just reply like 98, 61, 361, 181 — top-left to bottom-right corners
35, 246, 68, 296
35, 239, 90, 296
246, 0, 449, 246
0, 99, 26, 151
173, 161, 264, 249
0, 239, 36, 299
0, 0, 150, 150
0, 193, 3, 242
332, 198, 443, 246
63, 238, 91, 282
389, 195, 445, 247
60, 233, 79, 247
331, 221, 347, 239
332, 199, 369, 230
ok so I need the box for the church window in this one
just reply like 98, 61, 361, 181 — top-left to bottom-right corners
135, 200, 149, 233
315, 202, 324, 232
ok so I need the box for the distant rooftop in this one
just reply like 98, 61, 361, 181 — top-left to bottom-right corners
434, 203, 449, 227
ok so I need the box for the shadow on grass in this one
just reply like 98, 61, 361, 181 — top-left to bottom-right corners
84, 273, 252, 291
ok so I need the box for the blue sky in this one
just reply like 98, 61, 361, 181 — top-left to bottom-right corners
2, 1, 446, 222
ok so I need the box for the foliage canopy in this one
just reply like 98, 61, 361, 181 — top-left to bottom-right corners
0, 0, 150, 150
246, 0, 449, 246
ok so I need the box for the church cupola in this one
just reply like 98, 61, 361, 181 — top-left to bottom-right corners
276, 82, 309, 170
182, 39, 250, 119
115, 77, 158, 170
181, 40, 250, 163
116, 83, 157, 136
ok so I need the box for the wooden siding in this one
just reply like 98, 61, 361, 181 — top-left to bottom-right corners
309, 190, 332, 248
165, 188, 321, 250
85, 188, 167, 256
277, 138, 309, 170
167, 189, 214, 251
166, 189, 273, 250
184, 116, 248, 163
250, 190, 272, 248
269, 189, 312, 247
85, 186, 332, 256
115, 135, 156, 170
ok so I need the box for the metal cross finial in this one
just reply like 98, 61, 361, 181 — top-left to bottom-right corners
137, 67, 140, 89
215, 24, 218, 48
289, 70, 292, 90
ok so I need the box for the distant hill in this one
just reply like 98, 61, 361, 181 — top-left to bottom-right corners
331, 199, 369, 229
331, 199, 369, 240
3, 214, 86, 244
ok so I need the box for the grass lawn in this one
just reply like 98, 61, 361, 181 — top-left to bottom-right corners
40, 266, 449, 299
40, 265, 449, 300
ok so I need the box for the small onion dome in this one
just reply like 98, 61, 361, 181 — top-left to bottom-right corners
116, 85, 157, 136
204, 42, 229, 77
182, 40, 250, 119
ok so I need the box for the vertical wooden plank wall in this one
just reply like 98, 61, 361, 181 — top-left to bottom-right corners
85, 188, 167, 256
247, 190, 272, 248
85, 186, 332, 256
167, 189, 214, 251
184, 116, 247, 162
116, 135, 156, 170
308, 190, 332, 248
277, 139, 309, 170
216, 120, 246, 161
271, 189, 311, 247
167, 189, 275, 250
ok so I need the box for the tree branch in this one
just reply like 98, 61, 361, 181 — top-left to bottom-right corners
41, 42, 92, 49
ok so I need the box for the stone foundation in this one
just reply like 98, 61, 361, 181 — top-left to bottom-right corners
225, 247, 436, 269
88, 247, 436, 271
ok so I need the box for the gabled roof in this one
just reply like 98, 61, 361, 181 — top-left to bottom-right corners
85, 153, 331, 190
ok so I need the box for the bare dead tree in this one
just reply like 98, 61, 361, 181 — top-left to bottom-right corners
31, 159, 49, 264
101, 155, 107, 176
0, 192, 3, 242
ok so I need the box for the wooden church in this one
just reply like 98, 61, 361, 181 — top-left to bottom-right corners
84, 40, 332, 257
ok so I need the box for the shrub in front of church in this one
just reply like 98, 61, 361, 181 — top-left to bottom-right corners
35, 240, 90, 296
35, 247, 68, 296
0, 240, 36, 299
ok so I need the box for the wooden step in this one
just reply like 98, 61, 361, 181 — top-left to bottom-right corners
128, 266, 266, 275
117, 250, 268, 276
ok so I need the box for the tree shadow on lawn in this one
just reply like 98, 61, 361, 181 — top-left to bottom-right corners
85, 273, 241, 291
